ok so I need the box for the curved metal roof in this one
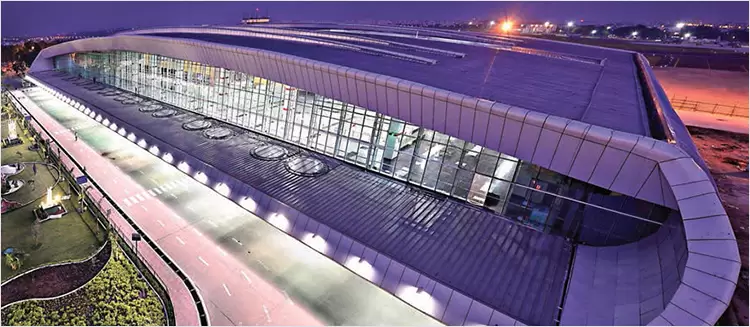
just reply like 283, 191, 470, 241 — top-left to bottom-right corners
115, 24, 651, 136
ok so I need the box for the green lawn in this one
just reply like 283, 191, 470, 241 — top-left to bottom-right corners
1, 104, 105, 282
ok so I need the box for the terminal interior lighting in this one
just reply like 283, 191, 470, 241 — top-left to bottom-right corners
194, 171, 208, 184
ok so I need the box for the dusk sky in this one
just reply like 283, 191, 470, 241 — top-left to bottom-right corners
2, 1, 748, 36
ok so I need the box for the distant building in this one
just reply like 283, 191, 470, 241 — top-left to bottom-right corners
241, 17, 270, 24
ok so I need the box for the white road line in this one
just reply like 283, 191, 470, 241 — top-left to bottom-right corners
148, 178, 158, 184
262, 305, 271, 323
163, 184, 173, 190
138, 170, 144, 175
142, 191, 151, 198
147, 190, 156, 196
223, 283, 232, 296
176, 236, 185, 245
193, 227, 202, 236
136, 194, 145, 201
129, 196, 138, 204
257, 260, 269, 271
197, 256, 209, 266
140, 205, 148, 212
123, 198, 132, 206
218, 248, 227, 257
124, 189, 129, 194
187, 205, 196, 213
169, 193, 177, 199
240, 271, 252, 284
156, 220, 164, 227
206, 220, 218, 228
153, 187, 163, 195
112, 179, 118, 184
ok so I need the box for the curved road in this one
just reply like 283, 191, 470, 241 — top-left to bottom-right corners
18, 87, 442, 326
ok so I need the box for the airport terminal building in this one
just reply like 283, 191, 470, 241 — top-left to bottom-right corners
22, 24, 738, 326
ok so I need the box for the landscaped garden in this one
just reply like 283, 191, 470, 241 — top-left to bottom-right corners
1, 93, 171, 325
1, 240, 167, 326
1, 103, 105, 281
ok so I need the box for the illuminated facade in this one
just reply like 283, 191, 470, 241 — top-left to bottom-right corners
55, 50, 671, 245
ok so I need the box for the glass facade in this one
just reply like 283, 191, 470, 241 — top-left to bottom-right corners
53, 50, 673, 245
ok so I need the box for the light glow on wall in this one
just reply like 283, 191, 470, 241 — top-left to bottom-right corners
240, 196, 257, 212
194, 171, 208, 184
345, 256, 376, 281
127, 133, 136, 142
267, 213, 290, 231
396, 285, 438, 316
137, 139, 147, 148
162, 152, 173, 163
214, 182, 230, 197
178, 161, 190, 174
302, 233, 329, 254
149, 145, 159, 155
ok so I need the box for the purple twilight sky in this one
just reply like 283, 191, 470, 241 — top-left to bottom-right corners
1, 1, 748, 37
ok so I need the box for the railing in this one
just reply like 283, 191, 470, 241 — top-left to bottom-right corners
4, 89, 209, 326
669, 95, 750, 118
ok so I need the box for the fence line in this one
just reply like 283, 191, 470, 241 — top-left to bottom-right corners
669, 95, 749, 118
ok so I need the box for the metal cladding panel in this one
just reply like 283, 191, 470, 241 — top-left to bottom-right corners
36, 71, 571, 326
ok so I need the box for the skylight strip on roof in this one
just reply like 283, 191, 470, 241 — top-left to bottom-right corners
225, 26, 465, 58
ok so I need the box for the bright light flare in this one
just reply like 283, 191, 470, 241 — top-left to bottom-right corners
214, 182, 230, 197
267, 213, 290, 232
302, 233, 329, 254
396, 285, 438, 316
194, 171, 208, 184
345, 256, 376, 281
500, 21, 513, 32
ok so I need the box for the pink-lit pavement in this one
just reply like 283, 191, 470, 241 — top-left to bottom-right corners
19, 91, 324, 326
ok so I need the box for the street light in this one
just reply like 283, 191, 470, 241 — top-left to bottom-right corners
631, 31, 639, 37
684, 33, 691, 38
501, 21, 513, 33
591, 30, 597, 35
489, 20, 495, 26
676, 22, 685, 29
567, 21, 574, 27
544, 21, 550, 27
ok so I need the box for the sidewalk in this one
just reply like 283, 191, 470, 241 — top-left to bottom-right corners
22, 97, 202, 326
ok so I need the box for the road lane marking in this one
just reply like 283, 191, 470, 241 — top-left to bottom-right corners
129, 196, 138, 204
197, 256, 209, 266
163, 183, 173, 190
147, 190, 156, 196
123, 198, 132, 206
142, 191, 151, 198
148, 178, 158, 184
140, 205, 148, 212
257, 260, 269, 271
136, 194, 145, 201
223, 283, 232, 296
156, 220, 164, 227
153, 187, 163, 195
206, 220, 218, 228
169, 193, 177, 199
187, 205, 196, 213
138, 170, 144, 175
262, 305, 271, 323
193, 227, 202, 236
232, 238, 242, 245
218, 248, 227, 257
240, 271, 252, 284
176, 236, 185, 245
112, 179, 118, 184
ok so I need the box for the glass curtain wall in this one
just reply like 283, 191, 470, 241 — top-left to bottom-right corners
53, 50, 673, 245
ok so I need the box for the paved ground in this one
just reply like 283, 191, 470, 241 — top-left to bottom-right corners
688, 126, 749, 326
17, 87, 441, 326
654, 67, 749, 108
